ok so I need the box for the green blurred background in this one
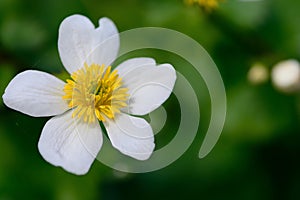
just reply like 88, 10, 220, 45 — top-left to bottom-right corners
1, 0, 300, 199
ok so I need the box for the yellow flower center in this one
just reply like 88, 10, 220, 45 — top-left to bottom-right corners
63, 63, 128, 123
185, 0, 222, 11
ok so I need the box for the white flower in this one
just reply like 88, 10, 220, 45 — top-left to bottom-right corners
2, 14, 176, 175
271, 59, 300, 92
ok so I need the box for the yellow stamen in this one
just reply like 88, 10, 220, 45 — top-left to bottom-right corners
63, 63, 129, 123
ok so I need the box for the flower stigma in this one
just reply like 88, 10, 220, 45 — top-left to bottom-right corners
63, 64, 129, 123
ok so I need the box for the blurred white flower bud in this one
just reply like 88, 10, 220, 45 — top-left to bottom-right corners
271, 59, 300, 93
247, 63, 269, 85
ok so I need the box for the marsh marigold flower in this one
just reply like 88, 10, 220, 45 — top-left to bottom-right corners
2, 15, 176, 175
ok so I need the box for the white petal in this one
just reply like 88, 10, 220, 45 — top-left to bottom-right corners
58, 15, 119, 74
115, 57, 156, 77
117, 62, 176, 115
104, 113, 154, 160
2, 70, 68, 117
38, 111, 103, 175
86, 18, 119, 68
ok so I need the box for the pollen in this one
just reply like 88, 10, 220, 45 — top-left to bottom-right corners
63, 63, 129, 123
